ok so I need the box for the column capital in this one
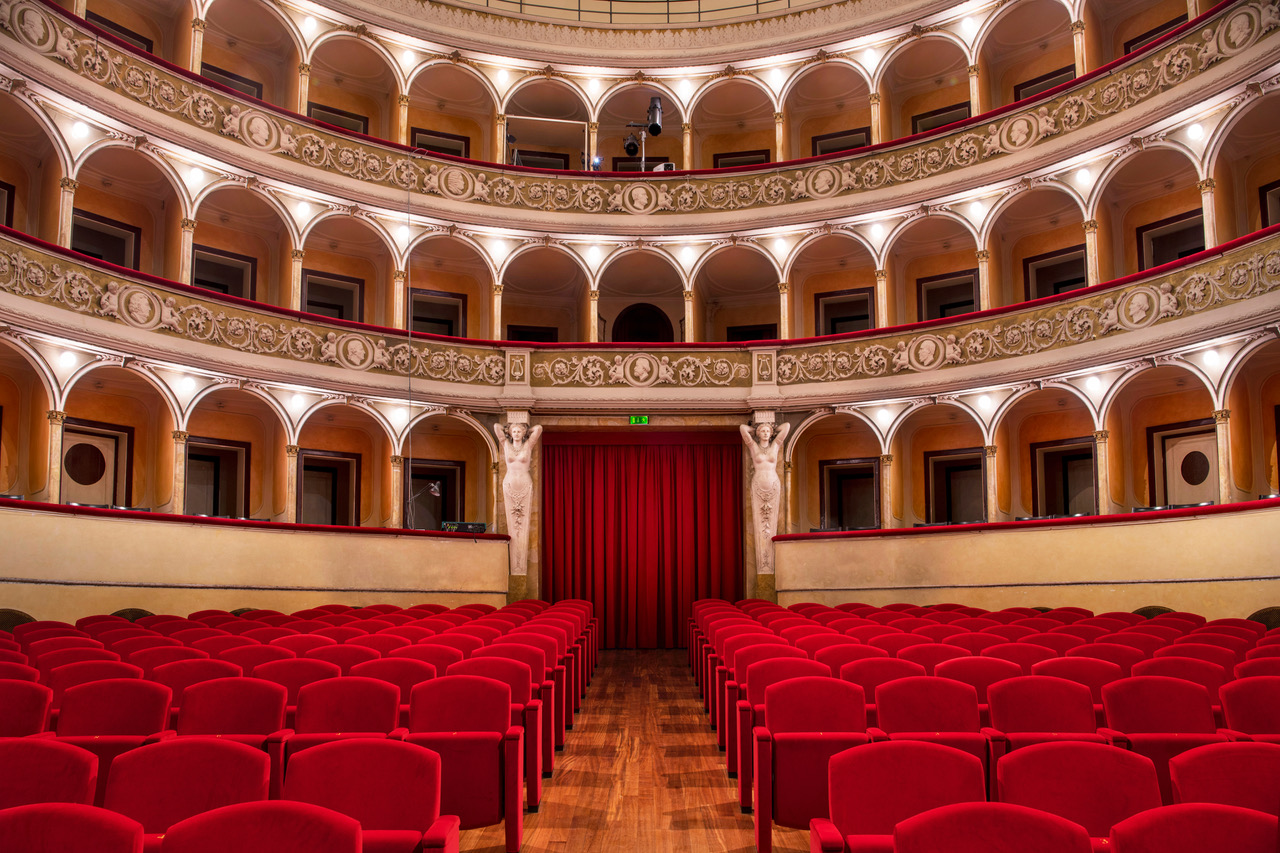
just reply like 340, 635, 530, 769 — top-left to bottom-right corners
286, 444, 300, 457
984, 444, 999, 458
297, 62, 311, 76
191, 17, 206, 31
874, 268, 887, 283
879, 453, 893, 465
290, 249, 305, 261
868, 93, 881, 106
588, 289, 600, 302
773, 111, 784, 123
1213, 408, 1230, 423
172, 430, 190, 443
390, 454, 405, 467
59, 177, 78, 192
681, 122, 692, 134
968, 63, 981, 76
394, 94, 410, 108
1093, 429, 1110, 443
393, 269, 408, 284
1071, 19, 1086, 33
180, 217, 198, 232
975, 249, 991, 262
47, 410, 67, 424
1197, 178, 1217, 192
492, 283, 504, 296
587, 121, 599, 132
1083, 219, 1099, 234
496, 113, 506, 123
777, 281, 790, 294
683, 289, 694, 302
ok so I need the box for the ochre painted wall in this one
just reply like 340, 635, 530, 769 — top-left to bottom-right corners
794, 262, 878, 335
295, 418, 388, 526
899, 246, 980, 324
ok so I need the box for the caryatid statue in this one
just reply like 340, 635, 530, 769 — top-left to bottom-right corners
740, 417, 790, 575
494, 419, 543, 576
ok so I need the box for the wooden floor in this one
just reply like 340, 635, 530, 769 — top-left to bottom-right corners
459, 649, 808, 853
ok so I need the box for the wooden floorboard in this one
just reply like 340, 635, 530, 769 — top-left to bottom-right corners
459, 648, 808, 852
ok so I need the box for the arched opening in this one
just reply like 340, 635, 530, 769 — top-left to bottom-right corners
596, 84, 683, 172
62, 366, 175, 511
406, 65, 496, 161
1080, 0, 1189, 68
299, 216, 394, 325
597, 251, 684, 342
0, 341, 52, 500
886, 217, 979, 324
986, 187, 1086, 306
184, 387, 286, 519
406, 237, 492, 338
308, 38, 400, 141
792, 413, 882, 531
85, 0, 191, 66
892, 403, 986, 526
192, 186, 292, 308
878, 38, 970, 142
295, 404, 392, 527
400, 414, 493, 531
692, 246, 779, 342
784, 63, 873, 158
0, 92, 62, 242
1094, 148, 1202, 281
72, 147, 182, 280
789, 234, 878, 336
202, 0, 300, 110
503, 79, 590, 170
500, 248, 588, 342
1223, 340, 1280, 501
690, 79, 775, 169
977, 0, 1075, 111
997, 388, 1097, 519
1211, 93, 1280, 241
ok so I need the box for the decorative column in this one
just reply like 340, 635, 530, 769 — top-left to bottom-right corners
490, 462, 500, 541
683, 289, 694, 342
287, 249, 306, 311
1198, 179, 1218, 249
879, 453, 894, 529
1071, 20, 1088, 75
296, 63, 311, 115
72, 0, 86, 16
188, 18, 205, 73
1093, 430, 1111, 514
874, 269, 888, 328
389, 455, 405, 528
976, 249, 994, 311
396, 95, 411, 146
491, 283, 504, 340
741, 413, 789, 599
1213, 409, 1232, 505
495, 114, 507, 164
984, 445, 999, 522
1083, 219, 1101, 287
284, 445, 300, 523
869, 93, 883, 144
1186, 0, 1202, 18
587, 122, 599, 167
777, 282, 791, 339
178, 218, 197, 285
392, 269, 408, 330
774, 112, 786, 162
968, 64, 983, 117
588, 290, 600, 343
681, 122, 693, 170
783, 460, 795, 535
45, 411, 67, 505
57, 178, 78, 248
171, 431, 189, 514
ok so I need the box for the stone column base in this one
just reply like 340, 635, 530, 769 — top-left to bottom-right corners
507, 574, 529, 603
753, 574, 777, 602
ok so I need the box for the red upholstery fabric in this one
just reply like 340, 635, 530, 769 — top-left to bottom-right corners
168, 628, 227, 645
242, 627, 300, 643
722, 644, 805, 768
0, 661, 40, 681
251, 658, 342, 706
813, 644, 889, 676
217, 645, 295, 672
935, 657, 1023, 726
737, 657, 831, 810
28, 636, 105, 657
283, 739, 460, 853
173, 677, 289, 798
448, 657, 543, 809
56, 679, 173, 804
837, 658, 927, 727
1021, 633, 1087, 654
37, 648, 122, 681
898, 643, 971, 674
1068, 643, 1146, 675
0, 677, 52, 734
270, 635, 337, 655
475, 642, 558, 776
1108, 803, 1279, 853
349, 657, 438, 728
104, 737, 269, 852
486, 633, 567, 749
348, 634, 412, 655
0, 802, 143, 853
304, 644, 381, 674
289, 677, 402, 756
0, 737, 97, 807
945, 632, 1007, 653
987, 676, 1106, 749
189, 636, 258, 656
895, 801, 1091, 853
868, 634, 931, 656
128, 646, 209, 675
161, 800, 362, 853
1220, 676, 1280, 737
1032, 657, 1125, 727
151, 659, 242, 708
1169, 742, 1280, 815
422, 634, 485, 659
983, 643, 1057, 673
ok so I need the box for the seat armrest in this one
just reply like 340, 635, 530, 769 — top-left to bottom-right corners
265, 728, 294, 744
867, 727, 888, 741
27, 731, 56, 739
423, 814, 461, 853
810, 817, 847, 853
389, 727, 409, 740
1219, 728, 1253, 741
1097, 727, 1131, 749
980, 727, 1008, 745
143, 729, 177, 744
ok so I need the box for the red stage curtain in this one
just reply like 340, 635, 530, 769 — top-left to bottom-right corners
541, 432, 743, 649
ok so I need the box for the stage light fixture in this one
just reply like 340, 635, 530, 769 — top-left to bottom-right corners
647, 97, 663, 136
624, 133, 640, 156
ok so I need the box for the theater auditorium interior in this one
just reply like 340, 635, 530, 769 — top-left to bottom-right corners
1, 0, 1280, 848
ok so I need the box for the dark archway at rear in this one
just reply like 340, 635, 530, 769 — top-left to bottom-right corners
612, 302, 676, 343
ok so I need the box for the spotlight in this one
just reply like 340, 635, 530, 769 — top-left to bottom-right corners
646, 97, 663, 136
591, 156, 602, 170
624, 133, 640, 157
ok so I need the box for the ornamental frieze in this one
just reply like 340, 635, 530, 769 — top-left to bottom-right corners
1, 0, 1277, 216
531, 351, 752, 388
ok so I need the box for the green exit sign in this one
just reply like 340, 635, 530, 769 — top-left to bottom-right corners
629, 415, 649, 425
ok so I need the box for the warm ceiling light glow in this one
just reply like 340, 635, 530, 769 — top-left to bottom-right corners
59, 351, 78, 368
392, 407, 409, 425
968, 201, 984, 219
861, 48, 878, 69
397, 225, 411, 242
71, 121, 90, 139
1075, 167, 1092, 184
678, 79, 693, 99
769, 68, 784, 88
302, 16, 317, 34
876, 408, 892, 425
977, 394, 993, 412
681, 246, 695, 264
290, 393, 306, 411
587, 245, 602, 264
401, 49, 415, 65
772, 237, 788, 255
1187, 123, 1204, 140
1086, 376, 1102, 392
295, 201, 312, 219
962, 17, 978, 36
588, 78, 601, 96
870, 223, 886, 240
180, 376, 196, 392
187, 167, 204, 184
496, 68, 510, 85
1202, 349, 1220, 366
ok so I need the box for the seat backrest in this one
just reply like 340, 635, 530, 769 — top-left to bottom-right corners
348, 658, 437, 698
36, 647, 121, 680
794, 634, 861, 657
988, 676, 1098, 733
1156, 643, 1238, 671
895, 801, 1092, 853
1102, 676, 1218, 734
162, 799, 362, 853
191, 635, 259, 656
0, 738, 98, 808
934, 656, 1023, 703
743, 657, 831, 705
217, 645, 295, 672
875, 676, 980, 733
304, 645, 381, 674
731, 643, 806, 681
269, 635, 336, 655
57, 678, 171, 736
420, 633, 484, 658
763, 676, 865, 733
0, 661, 40, 682
1170, 741, 1280, 817
1131, 657, 1227, 703
982, 643, 1057, 673
998, 741, 1162, 837
128, 646, 209, 675
104, 737, 269, 833
1219, 675, 1280, 734
295, 676, 400, 733
311, 627, 365, 643
390, 643, 466, 671
0, 802, 144, 853
449, 625, 503, 644
448, 657, 533, 705
0, 678, 53, 736
945, 632, 1006, 654
827, 740, 985, 836
838, 658, 927, 703
869, 634, 932, 655
347, 634, 412, 655
720, 633, 786, 669
898, 643, 971, 674
1031, 657, 1124, 702
27, 636, 104, 657
1067, 643, 1145, 675
1021, 633, 1086, 654
1108, 803, 1279, 853
813, 644, 889, 675
250, 658, 342, 705
475, 643, 549, 680
151, 659, 243, 703
409, 674, 512, 733
283, 739, 443, 832
176, 677, 287, 735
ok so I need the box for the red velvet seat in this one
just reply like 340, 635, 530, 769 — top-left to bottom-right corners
150, 659, 242, 717
242, 626, 300, 644
47, 660, 143, 710
1219, 676, 1280, 744
28, 635, 105, 658
168, 628, 227, 646
1069, 643, 1147, 675
1176, 632, 1251, 659
1099, 632, 1169, 656
1157, 643, 1240, 671
1021, 633, 1087, 654
895, 800, 1091, 853
720, 639, 798, 763
104, 737, 269, 853
286, 676, 403, 760
312, 626, 366, 643
348, 634, 412, 655
475, 642, 558, 774
712, 629, 785, 731
128, 646, 209, 676
174, 677, 290, 798
0, 647, 28, 664
1236, 658, 1280, 678
162, 800, 362, 853
998, 741, 1162, 851
0, 737, 97, 807
0, 677, 52, 734
913, 623, 969, 641
814, 644, 889, 676
1170, 741, 1280, 816
1108, 803, 1278, 853
422, 633, 485, 659
54, 678, 173, 804
449, 624, 504, 646
837, 657, 926, 728
1050, 625, 1110, 642
752, 676, 872, 853
406, 675, 523, 852
507, 628, 575, 730
349, 657, 437, 728
987, 676, 1108, 750
530, 615, 589, 704
0, 802, 144, 853
13, 620, 79, 641
946, 632, 1007, 654
983, 642, 1057, 673
270, 635, 337, 655
36, 647, 122, 681
251, 658, 342, 727
898, 642, 971, 674
0, 660, 40, 680
217, 643, 294, 672
935, 656, 1023, 727
1032, 657, 1125, 728
392, 642, 466, 670
381, 625, 435, 643
1101, 675, 1238, 803
809, 740, 985, 853
737, 656, 831, 809
283, 739, 460, 853
189, 635, 258, 656
449, 656, 544, 810
304, 644, 381, 674
1132, 657, 1229, 724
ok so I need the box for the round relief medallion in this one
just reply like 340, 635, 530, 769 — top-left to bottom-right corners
237, 111, 282, 151
806, 166, 842, 199
336, 335, 375, 370
117, 287, 161, 329
624, 353, 661, 387
909, 335, 946, 371
438, 167, 475, 200
621, 183, 660, 215
1118, 288, 1159, 330
65, 442, 107, 486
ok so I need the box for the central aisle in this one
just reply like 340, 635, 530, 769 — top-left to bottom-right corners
459, 649, 808, 852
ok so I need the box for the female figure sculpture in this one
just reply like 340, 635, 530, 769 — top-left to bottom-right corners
494, 421, 543, 576
740, 419, 790, 575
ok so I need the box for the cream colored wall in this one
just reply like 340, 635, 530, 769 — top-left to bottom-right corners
698, 127, 774, 170
192, 205, 284, 304
1113, 381, 1212, 508
404, 106, 486, 158
776, 502, 1280, 618
1006, 402, 1096, 516
0, 150, 35, 235
185, 404, 278, 518
71, 182, 168, 277
793, 425, 881, 531
597, 131, 682, 171
894, 74, 969, 139
87, 0, 174, 60
898, 417, 985, 524
1108, 0, 1188, 62
991, 42, 1074, 108
794, 106, 873, 158
899, 246, 979, 323
401, 429, 491, 523
1240, 148, 1280, 237
1118, 183, 1201, 274
502, 300, 578, 342
0, 505, 508, 621
307, 44, 394, 139
998, 221, 1086, 304
299, 245, 386, 325
709, 299, 778, 340
406, 263, 489, 338
198, 24, 298, 109
63, 375, 174, 510
795, 264, 878, 335
295, 418, 389, 526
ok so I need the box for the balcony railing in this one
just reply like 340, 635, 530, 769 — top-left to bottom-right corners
435, 0, 829, 25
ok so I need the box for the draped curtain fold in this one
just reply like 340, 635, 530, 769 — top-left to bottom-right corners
541, 433, 743, 649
